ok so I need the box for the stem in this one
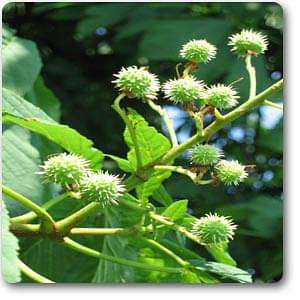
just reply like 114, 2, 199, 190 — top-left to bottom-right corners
17, 259, 55, 283
119, 196, 149, 212
157, 79, 283, 165
192, 112, 204, 134
56, 202, 100, 235
112, 93, 143, 169
214, 108, 224, 121
154, 165, 212, 185
2, 185, 55, 234
10, 192, 69, 224
182, 62, 196, 78
154, 165, 196, 181
149, 212, 201, 245
123, 174, 143, 191
147, 100, 178, 147
161, 239, 203, 259
229, 77, 244, 87
263, 99, 283, 110
69, 227, 127, 236
198, 179, 214, 185
63, 237, 183, 274
140, 237, 190, 268
175, 63, 182, 79
10, 223, 133, 238
10, 223, 40, 237
245, 54, 256, 99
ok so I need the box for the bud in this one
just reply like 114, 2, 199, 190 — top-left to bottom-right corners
180, 39, 217, 63
215, 160, 248, 185
192, 213, 237, 244
228, 29, 268, 56
79, 171, 125, 208
112, 66, 160, 99
190, 144, 223, 166
40, 153, 89, 186
162, 77, 205, 104
202, 84, 239, 110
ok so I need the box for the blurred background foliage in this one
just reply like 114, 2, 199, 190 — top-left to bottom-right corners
3, 1, 283, 282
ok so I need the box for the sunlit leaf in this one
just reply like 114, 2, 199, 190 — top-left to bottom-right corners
2, 201, 21, 283
3, 88, 104, 168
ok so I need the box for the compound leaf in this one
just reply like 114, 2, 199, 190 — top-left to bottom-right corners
2, 25, 42, 96
163, 200, 188, 221
3, 88, 104, 168
124, 108, 171, 169
2, 201, 21, 283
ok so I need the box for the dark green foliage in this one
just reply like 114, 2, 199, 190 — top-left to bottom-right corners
2, 2, 283, 283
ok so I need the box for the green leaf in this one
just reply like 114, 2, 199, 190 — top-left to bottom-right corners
152, 185, 173, 206
92, 237, 137, 283
2, 125, 51, 215
122, 192, 141, 204
26, 76, 61, 121
136, 171, 171, 203
124, 108, 171, 169
2, 24, 16, 45
1, 201, 21, 283
3, 87, 56, 122
25, 76, 62, 159
2, 27, 60, 215
21, 239, 98, 283
3, 88, 104, 168
160, 239, 203, 260
2, 26, 42, 96
191, 259, 252, 283
21, 202, 102, 283
137, 247, 169, 283
4, 113, 103, 168
163, 200, 188, 221
205, 243, 237, 267
181, 269, 219, 284
113, 196, 144, 228
92, 208, 137, 283
106, 154, 135, 172
159, 239, 219, 283
204, 262, 252, 283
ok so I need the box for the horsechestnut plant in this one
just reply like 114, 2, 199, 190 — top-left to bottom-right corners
78, 171, 125, 208
180, 39, 217, 64
3, 28, 283, 284
192, 213, 237, 245
39, 153, 90, 187
190, 144, 223, 166
162, 77, 205, 104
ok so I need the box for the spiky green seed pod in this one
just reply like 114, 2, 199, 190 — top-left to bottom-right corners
39, 153, 90, 186
190, 144, 223, 166
202, 84, 239, 110
162, 77, 205, 104
79, 171, 125, 208
180, 39, 217, 63
112, 66, 160, 100
228, 29, 268, 56
192, 213, 237, 244
215, 160, 248, 186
